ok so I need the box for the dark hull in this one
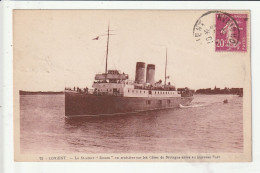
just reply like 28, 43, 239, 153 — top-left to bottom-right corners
65, 92, 193, 117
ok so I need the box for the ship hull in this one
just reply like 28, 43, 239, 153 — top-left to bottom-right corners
65, 92, 193, 117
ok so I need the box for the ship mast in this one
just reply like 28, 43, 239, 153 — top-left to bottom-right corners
105, 24, 110, 80
104, 24, 115, 81
164, 48, 168, 88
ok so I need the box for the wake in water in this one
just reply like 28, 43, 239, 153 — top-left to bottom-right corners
179, 103, 206, 108
179, 95, 235, 108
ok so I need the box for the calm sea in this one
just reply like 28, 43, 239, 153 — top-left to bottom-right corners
20, 94, 243, 154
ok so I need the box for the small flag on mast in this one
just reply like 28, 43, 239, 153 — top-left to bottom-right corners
92, 36, 99, 40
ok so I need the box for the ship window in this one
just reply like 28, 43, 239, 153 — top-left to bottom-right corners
140, 91, 141, 93
144, 91, 145, 93
149, 90, 152, 94
158, 100, 162, 104
167, 100, 171, 104
155, 91, 156, 94
107, 89, 109, 91
128, 90, 130, 92
146, 100, 151, 104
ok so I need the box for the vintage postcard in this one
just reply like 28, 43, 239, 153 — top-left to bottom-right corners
13, 10, 251, 162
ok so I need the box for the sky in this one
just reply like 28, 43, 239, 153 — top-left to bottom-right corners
13, 10, 250, 91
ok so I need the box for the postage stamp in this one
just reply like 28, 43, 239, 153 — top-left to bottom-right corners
193, 11, 248, 52
215, 13, 248, 52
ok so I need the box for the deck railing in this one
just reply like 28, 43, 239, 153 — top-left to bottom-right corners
93, 91, 123, 97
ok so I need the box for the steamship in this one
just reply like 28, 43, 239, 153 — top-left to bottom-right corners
65, 25, 193, 117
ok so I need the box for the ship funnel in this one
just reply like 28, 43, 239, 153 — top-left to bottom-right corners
135, 62, 146, 84
146, 64, 155, 85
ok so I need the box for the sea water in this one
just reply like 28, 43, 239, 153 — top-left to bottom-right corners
20, 94, 243, 154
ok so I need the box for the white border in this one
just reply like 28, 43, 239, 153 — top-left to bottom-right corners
1, 1, 260, 173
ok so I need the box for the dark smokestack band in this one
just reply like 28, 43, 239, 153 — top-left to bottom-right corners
136, 62, 145, 68
147, 64, 155, 69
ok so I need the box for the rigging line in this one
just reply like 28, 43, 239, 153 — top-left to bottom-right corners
105, 24, 110, 77
164, 48, 168, 87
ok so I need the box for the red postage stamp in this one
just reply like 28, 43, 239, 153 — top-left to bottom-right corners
215, 13, 248, 52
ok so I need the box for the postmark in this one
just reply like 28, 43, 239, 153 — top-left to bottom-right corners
193, 11, 217, 45
193, 11, 248, 52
